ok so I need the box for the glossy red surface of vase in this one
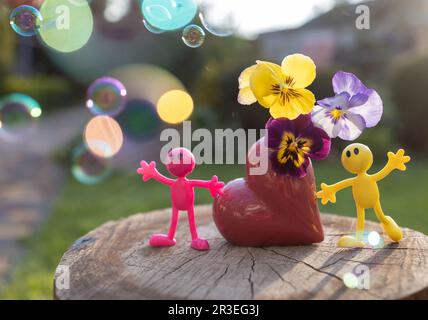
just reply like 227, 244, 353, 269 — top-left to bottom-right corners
213, 138, 324, 246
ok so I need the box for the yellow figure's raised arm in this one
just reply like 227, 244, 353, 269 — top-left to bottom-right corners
372, 149, 411, 182
316, 178, 355, 205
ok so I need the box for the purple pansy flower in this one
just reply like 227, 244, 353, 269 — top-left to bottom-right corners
266, 114, 331, 178
311, 71, 383, 141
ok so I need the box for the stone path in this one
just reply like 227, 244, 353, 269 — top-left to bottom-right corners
0, 107, 90, 282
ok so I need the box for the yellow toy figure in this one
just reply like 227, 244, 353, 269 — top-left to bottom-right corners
317, 143, 411, 248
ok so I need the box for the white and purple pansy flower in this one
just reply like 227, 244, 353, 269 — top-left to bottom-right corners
311, 71, 383, 141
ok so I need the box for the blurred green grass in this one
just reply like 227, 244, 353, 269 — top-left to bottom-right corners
1, 161, 427, 300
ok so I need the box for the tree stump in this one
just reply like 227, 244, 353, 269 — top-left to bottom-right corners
54, 205, 428, 300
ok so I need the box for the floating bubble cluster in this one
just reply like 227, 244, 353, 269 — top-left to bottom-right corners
84, 115, 124, 158
72, 145, 113, 185
74, 64, 187, 185
141, 0, 243, 47
157, 90, 193, 124
116, 99, 161, 142
76, 76, 129, 183
86, 77, 127, 117
0, 93, 42, 142
141, 0, 198, 31
182, 24, 205, 48
140, 0, 238, 47
8, 0, 239, 49
9, 5, 42, 37
38, 0, 94, 53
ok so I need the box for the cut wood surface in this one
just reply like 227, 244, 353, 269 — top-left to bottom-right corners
54, 205, 428, 300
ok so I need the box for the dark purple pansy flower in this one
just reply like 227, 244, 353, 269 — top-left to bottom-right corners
266, 114, 331, 178
311, 71, 383, 141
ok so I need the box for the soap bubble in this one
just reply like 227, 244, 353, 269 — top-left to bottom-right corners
38, 0, 93, 53
143, 18, 164, 34
182, 24, 205, 48
141, 0, 197, 31
199, 0, 240, 37
9, 5, 43, 37
157, 90, 193, 124
84, 116, 124, 158
0, 93, 42, 142
109, 64, 185, 108
86, 77, 127, 117
72, 145, 112, 185
343, 272, 359, 289
115, 99, 161, 142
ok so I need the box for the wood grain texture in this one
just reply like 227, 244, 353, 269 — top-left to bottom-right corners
54, 205, 428, 300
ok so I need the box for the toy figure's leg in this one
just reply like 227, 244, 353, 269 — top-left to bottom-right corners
168, 207, 179, 239
355, 205, 365, 240
149, 207, 178, 247
374, 201, 403, 242
187, 206, 209, 251
338, 205, 365, 248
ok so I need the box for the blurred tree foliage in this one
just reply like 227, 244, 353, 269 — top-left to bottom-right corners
190, 36, 263, 129
0, 5, 16, 78
0, 4, 78, 111
1, 75, 76, 111
391, 55, 428, 153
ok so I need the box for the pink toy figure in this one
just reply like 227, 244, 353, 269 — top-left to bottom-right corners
137, 148, 224, 251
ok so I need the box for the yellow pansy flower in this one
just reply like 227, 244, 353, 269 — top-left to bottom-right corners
238, 54, 317, 120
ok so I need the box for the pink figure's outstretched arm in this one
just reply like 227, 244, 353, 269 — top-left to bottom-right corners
137, 161, 174, 186
189, 175, 225, 197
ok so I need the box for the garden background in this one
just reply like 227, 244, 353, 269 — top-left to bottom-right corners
0, 0, 427, 299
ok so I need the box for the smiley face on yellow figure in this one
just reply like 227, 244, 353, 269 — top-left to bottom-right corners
317, 143, 411, 248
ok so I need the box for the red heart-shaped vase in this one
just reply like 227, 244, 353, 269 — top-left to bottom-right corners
213, 138, 324, 246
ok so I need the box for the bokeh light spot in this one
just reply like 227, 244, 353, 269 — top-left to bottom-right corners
367, 231, 381, 246
343, 272, 359, 289
141, 0, 197, 31
157, 90, 193, 124
86, 77, 127, 116
182, 24, 205, 48
116, 99, 161, 142
38, 0, 94, 53
30, 107, 42, 118
84, 115, 123, 158
9, 5, 43, 37
72, 145, 112, 185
